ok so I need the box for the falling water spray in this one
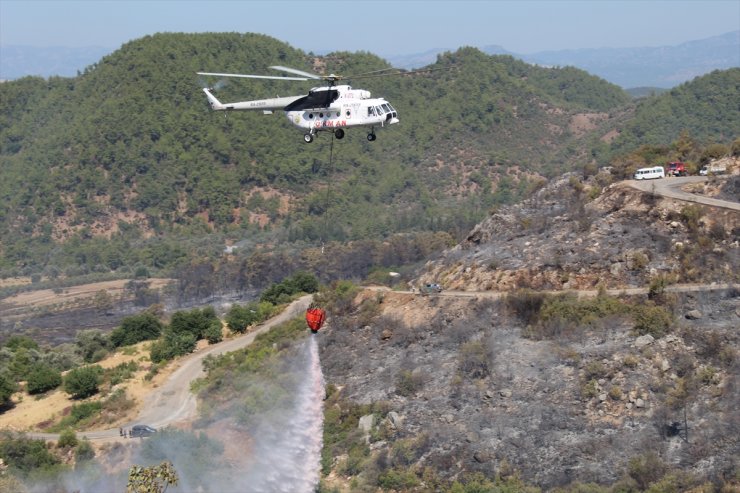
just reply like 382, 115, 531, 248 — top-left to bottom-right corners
241, 336, 326, 492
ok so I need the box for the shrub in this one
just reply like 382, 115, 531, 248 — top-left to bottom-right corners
584, 361, 607, 380
581, 379, 599, 399
25, 364, 62, 394
505, 289, 546, 325
377, 468, 420, 489
69, 401, 103, 423
458, 340, 490, 379
623, 354, 639, 369
0, 433, 61, 477
608, 386, 623, 401
0, 374, 17, 407
57, 428, 78, 448
632, 304, 673, 337
395, 370, 424, 397
75, 439, 95, 462
204, 320, 223, 344
110, 312, 164, 348
74, 329, 111, 363
225, 301, 274, 334
260, 271, 319, 305
627, 452, 668, 490
150, 331, 197, 364
169, 307, 218, 340
63, 365, 104, 399
107, 361, 138, 386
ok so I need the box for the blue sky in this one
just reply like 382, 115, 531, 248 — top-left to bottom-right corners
1, 0, 738, 56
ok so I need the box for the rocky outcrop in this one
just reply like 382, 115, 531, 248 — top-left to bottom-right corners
416, 173, 738, 292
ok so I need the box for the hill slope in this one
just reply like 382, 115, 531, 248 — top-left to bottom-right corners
0, 33, 631, 276
0, 33, 737, 285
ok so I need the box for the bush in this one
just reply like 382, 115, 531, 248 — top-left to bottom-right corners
25, 364, 62, 394
633, 304, 673, 337
0, 433, 61, 478
627, 452, 668, 490
204, 320, 223, 344
63, 365, 104, 399
110, 312, 164, 348
505, 289, 547, 325
395, 370, 424, 397
169, 307, 219, 340
57, 428, 78, 448
107, 361, 138, 386
458, 340, 490, 379
225, 301, 275, 334
75, 439, 95, 462
377, 468, 420, 489
0, 374, 18, 407
75, 329, 111, 363
260, 271, 319, 304
150, 331, 197, 364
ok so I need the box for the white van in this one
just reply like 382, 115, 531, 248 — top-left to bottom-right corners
634, 166, 665, 180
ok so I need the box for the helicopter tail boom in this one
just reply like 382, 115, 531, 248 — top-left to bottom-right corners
202, 88, 303, 112
202, 88, 226, 110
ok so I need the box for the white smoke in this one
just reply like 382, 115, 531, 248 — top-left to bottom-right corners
18, 335, 326, 493
239, 337, 325, 492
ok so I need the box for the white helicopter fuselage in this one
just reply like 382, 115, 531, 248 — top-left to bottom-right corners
202, 84, 398, 142
285, 85, 399, 132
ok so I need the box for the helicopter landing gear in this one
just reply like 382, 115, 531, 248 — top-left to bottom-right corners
367, 132, 376, 142
334, 129, 345, 139
303, 133, 314, 143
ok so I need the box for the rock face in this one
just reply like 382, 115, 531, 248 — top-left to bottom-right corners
317, 173, 739, 489
417, 173, 738, 292
319, 289, 739, 489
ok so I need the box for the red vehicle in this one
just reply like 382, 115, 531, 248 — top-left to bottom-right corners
667, 161, 687, 176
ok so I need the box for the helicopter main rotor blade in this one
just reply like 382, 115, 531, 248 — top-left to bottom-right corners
269, 66, 322, 80
348, 66, 456, 80
197, 71, 309, 81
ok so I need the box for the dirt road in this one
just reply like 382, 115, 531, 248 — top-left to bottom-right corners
26, 295, 313, 442
628, 175, 740, 211
377, 282, 735, 300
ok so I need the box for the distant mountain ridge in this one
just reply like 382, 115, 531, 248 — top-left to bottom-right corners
0, 45, 112, 80
387, 31, 740, 89
1, 31, 737, 88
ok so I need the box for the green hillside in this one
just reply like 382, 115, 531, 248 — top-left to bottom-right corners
0, 33, 735, 282
608, 68, 740, 157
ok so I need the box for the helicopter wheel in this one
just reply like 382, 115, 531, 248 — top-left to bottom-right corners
334, 129, 345, 139
303, 133, 314, 143
367, 133, 376, 142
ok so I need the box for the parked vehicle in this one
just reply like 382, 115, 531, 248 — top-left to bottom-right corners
634, 166, 665, 180
667, 161, 687, 176
130, 425, 157, 438
700, 161, 727, 175
419, 283, 443, 295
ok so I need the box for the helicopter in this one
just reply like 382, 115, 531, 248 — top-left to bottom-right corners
197, 65, 417, 143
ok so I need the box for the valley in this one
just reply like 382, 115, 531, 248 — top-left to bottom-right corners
0, 32, 738, 492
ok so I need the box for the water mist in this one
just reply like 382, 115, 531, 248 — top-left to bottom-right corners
240, 336, 326, 492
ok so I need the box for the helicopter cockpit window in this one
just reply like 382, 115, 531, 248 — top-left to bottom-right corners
381, 104, 391, 113
375, 106, 385, 115
368, 106, 376, 116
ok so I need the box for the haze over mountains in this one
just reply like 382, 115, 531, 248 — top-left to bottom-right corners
1, 31, 738, 88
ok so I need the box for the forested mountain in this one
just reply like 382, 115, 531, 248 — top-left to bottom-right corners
0, 33, 736, 282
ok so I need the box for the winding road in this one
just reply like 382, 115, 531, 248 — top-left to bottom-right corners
27, 295, 313, 442
628, 175, 740, 211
